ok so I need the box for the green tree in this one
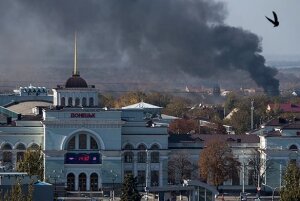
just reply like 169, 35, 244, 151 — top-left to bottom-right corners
225, 95, 272, 134
144, 92, 171, 108
224, 92, 239, 112
163, 97, 190, 117
0, 179, 33, 201
120, 174, 142, 201
17, 146, 44, 181
280, 162, 300, 201
26, 180, 34, 201
114, 91, 146, 108
11, 179, 24, 201
199, 139, 240, 188
99, 94, 115, 108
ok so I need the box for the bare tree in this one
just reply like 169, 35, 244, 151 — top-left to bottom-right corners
248, 150, 273, 187
168, 151, 197, 184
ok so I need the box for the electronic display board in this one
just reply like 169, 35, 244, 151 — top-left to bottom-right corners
64, 153, 101, 164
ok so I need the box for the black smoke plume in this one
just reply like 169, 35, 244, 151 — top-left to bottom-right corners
0, 0, 279, 95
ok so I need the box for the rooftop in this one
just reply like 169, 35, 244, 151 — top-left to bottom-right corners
168, 133, 259, 144
267, 103, 300, 113
122, 101, 162, 109
6, 101, 52, 115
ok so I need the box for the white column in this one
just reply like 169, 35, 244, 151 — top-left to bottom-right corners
75, 174, 79, 191
134, 153, 137, 177
87, 136, 91, 149
87, 173, 90, 191
75, 135, 79, 150
98, 172, 102, 190
159, 159, 163, 187
12, 152, 17, 170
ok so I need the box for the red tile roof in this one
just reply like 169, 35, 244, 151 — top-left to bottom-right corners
268, 103, 300, 113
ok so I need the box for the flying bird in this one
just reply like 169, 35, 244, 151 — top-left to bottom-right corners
266, 11, 279, 27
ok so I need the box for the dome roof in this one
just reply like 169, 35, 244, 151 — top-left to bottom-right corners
65, 74, 88, 88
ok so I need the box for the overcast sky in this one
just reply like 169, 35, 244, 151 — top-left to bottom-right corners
222, 0, 300, 59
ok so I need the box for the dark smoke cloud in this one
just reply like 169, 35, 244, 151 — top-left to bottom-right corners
0, 0, 279, 95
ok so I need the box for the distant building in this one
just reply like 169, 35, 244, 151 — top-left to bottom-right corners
0, 85, 52, 106
13, 84, 48, 96
212, 84, 221, 96
257, 118, 300, 189
267, 103, 300, 113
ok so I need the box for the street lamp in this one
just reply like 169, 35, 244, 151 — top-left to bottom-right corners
145, 149, 149, 201
49, 170, 64, 200
110, 170, 117, 201
49, 170, 61, 200
262, 183, 283, 201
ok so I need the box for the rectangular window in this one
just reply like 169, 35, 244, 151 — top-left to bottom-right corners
248, 169, 255, 185
138, 152, 146, 163
151, 170, 159, 186
137, 171, 146, 186
124, 152, 133, 163
124, 170, 133, 177
151, 152, 159, 163
232, 171, 240, 185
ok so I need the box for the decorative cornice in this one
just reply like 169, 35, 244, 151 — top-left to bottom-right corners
43, 120, 124, 128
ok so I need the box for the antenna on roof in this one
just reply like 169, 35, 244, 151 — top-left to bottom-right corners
73, 32, 79, 76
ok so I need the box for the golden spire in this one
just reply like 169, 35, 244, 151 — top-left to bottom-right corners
73, 32, 78, 75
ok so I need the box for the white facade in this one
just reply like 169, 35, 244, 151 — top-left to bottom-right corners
258, 120, 300, 190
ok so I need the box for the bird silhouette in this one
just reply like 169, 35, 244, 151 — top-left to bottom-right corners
266, 11, 279, 27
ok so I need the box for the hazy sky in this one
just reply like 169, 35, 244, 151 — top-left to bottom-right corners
223, 0, 300, 58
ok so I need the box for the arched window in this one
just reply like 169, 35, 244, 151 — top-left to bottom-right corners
66, 134, 100, 150
137, 144, 147, 163
61, 97, 65, 106
89, 97, 94, 107
16, 143, 26, 150
124, 144, 134, 150
2, 143, 12, 150
82, 97, 87, 107
16, 143, 26, 162
79, 134, 87, 149
289, 144, 298, 150
90, 137, 98, 150
2, 143, 12, 163
79, 173, 87, 191
67, 136, 76, 150
90, 173, 98, 191
29, 143, 39, 150
75, 98, 80, 106
67, 173, 75, 191
150, 144, 160, 163
68, 97, 73, 106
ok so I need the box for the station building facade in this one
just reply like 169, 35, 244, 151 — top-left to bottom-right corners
39, 68, 169, 191
0, 39, 299, 195
1, 70, 300, 194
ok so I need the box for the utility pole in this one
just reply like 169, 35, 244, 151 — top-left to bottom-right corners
251, 100, 254, 130
145, 149, 149, 201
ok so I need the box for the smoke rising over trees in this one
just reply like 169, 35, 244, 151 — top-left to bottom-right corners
0, 0, 279, 95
